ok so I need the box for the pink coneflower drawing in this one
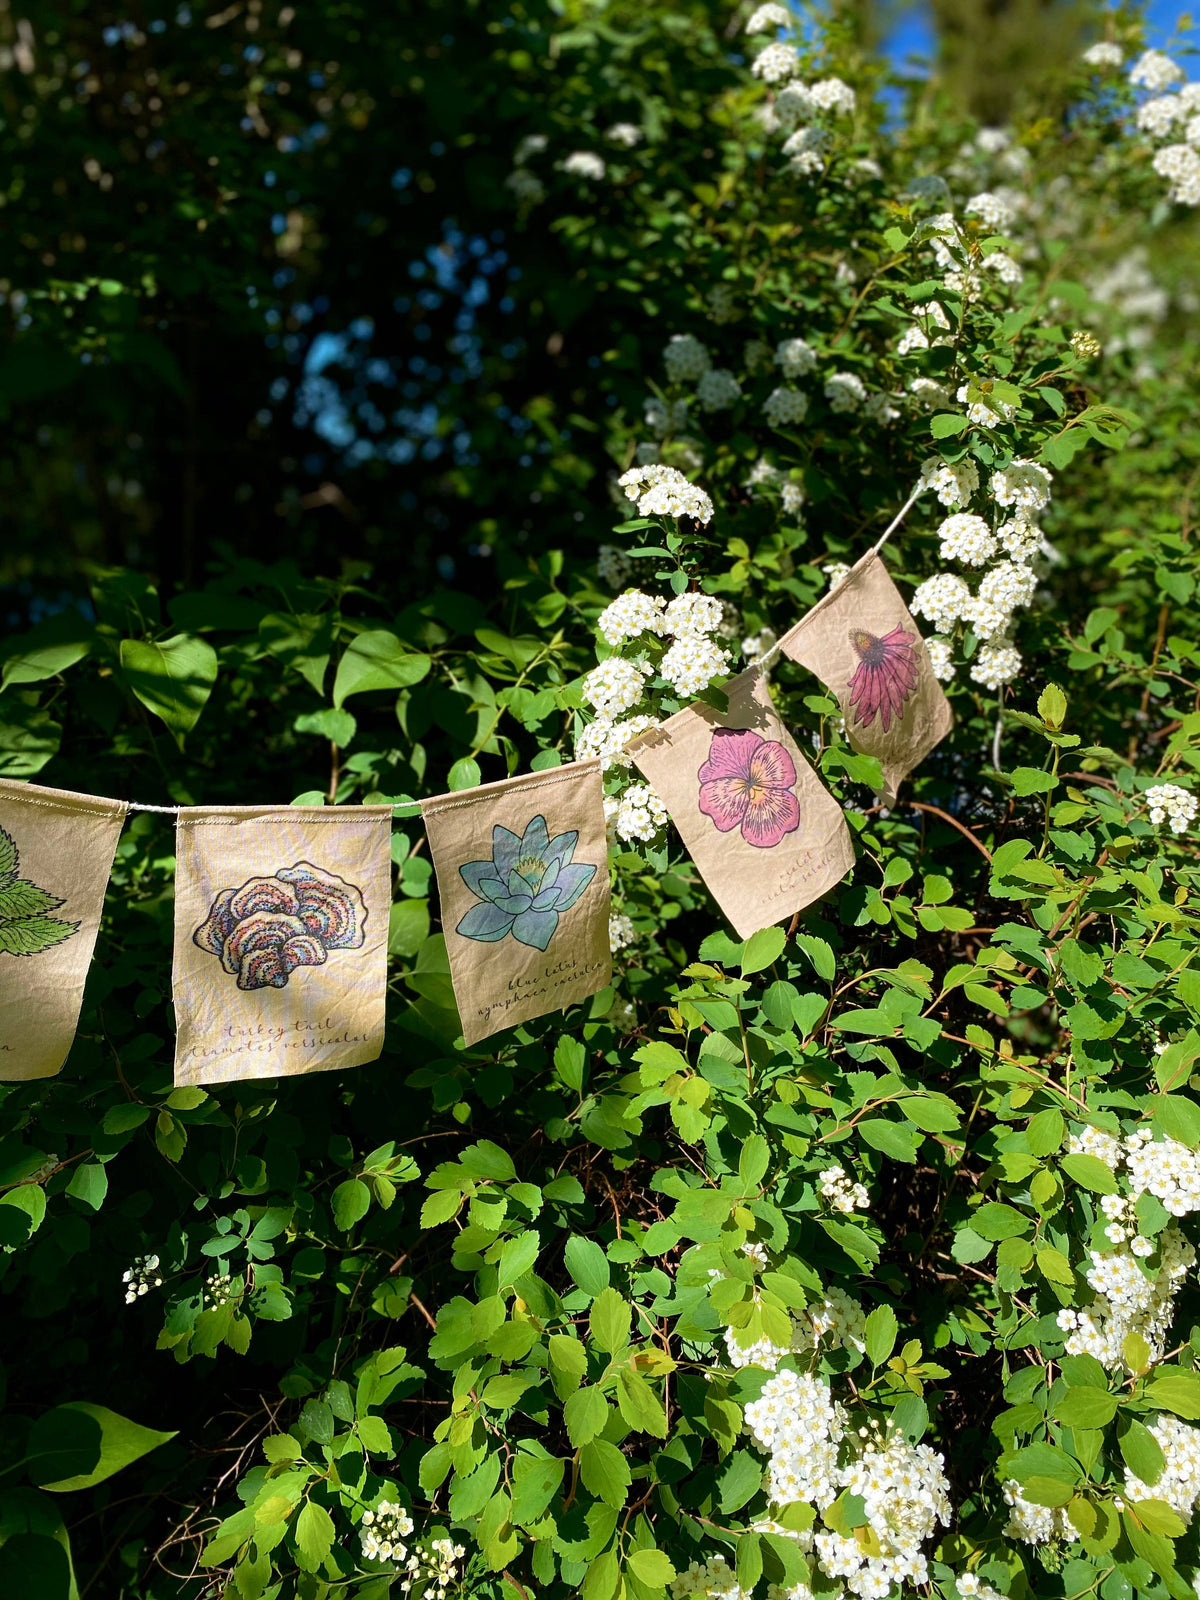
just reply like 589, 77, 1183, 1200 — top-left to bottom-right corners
847, 626, 920, 733
697, 727, 801, 849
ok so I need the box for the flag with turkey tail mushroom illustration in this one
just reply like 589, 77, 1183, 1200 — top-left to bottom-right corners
172, 803, 392, 1086
422, 761, 611, 1047
627, 669, 853, 940
0, 779, 127, 1081
776, 550, 952, 803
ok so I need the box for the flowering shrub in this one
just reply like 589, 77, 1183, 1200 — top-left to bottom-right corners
0, 2, 1199, 1598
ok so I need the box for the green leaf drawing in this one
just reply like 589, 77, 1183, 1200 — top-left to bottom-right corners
0, 827, 79, 958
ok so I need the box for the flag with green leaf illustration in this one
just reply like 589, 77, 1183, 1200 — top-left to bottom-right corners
0, 779, 127, 1080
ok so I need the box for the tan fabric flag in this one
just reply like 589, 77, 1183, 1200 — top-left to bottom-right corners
0, 779, 127, 1081
776, 549, 952, 803
173, 804, 392, 1087
422, 761, 611, 1047
628, 669, 853, 940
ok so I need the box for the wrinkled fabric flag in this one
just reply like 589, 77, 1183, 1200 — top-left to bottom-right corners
776, 550, 952, 803
422, 761, 611, 1047
628, 669, 853, 940
173, 804, 392, 1086
0, 778, 127, 1081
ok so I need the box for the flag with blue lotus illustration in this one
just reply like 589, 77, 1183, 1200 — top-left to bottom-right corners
776, 550, 952, 803
422, 760, 611, 1046
172, 803, 391, 1087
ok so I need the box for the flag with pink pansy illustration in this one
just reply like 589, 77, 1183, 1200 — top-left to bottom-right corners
172, 803, 392, 1086
775, 550, 952, 803
627, 669, 853, 940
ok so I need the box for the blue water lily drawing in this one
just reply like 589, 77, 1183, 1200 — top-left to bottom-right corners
456, 814, 597, 951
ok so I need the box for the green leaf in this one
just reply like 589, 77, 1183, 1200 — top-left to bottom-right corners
864, 1305, 898, 1366
717, 1448, 764, 1513
1131, 1498, 1187, 1538
857, 1118, 921, 1163
447, 757, 482, 791
293, 707, 356, 746
460, 1140, 517, 1181
1052, 1387, 1118, 1429
331, 1179, 370, 1231
1060, 1153, 1118, 1195
357, 1415, 393, 1454
628, 1549, 677, 1586
332, 630, 430, 707
564, 1386, 609, 1446
511, 1455, 565, 1525
738, 1134, 769, 1190
65, 1163, 108, 1211
0, 1533, 72, 1600
1152, 1095, 1200, 1149
971, 1203, 1030, 1241
741, 925, 786, 975
564, 1236, 610, 1298
0, 825, 16, 876
589, 1288, 632, 1354
583, 1550, 621, 1600
1010, 766, 1057, 796
119, 633, 218, 744
579, 1439, 631, 1507
1145, 1369, 1200, 1421
930, 412, 970, 438
2, 640, 91, 690
1120, 1417, 1166, 1485
294, 1501, 335, 1572
1038, 684, 1068, 729
37, 1403, 176, 1492
616, 1369, 667, 1437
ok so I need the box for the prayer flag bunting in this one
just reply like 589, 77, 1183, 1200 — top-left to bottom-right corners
172, 803, 391, 1086
628, 668, 853, 940
776, 550, 952, 803
0, 779, 127, 1081
422, 761, 611, 1047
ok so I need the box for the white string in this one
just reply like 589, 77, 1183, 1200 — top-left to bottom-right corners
747, 480, 927, 672
125, 799, 423, 816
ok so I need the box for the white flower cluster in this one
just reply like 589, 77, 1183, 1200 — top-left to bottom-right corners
910, 452, 1053, 688
597, 544, 631, 591
745, 2, 791, 34
1125, 1128, 1200, 1216
817, 1434, 952, 1597
744, 1372, 951, 1598
562, 150, 606, 180
404, 1538, 467, 1599
818, 1164, 869, 1213
619, 461, 715, 524
597, 590, 664, 646
615, 782, 668, 843
957, 383, 1014, 429
1145, 783, 1198, 835
582, 657, 651, 717
707, 284, 739, 324
661, 635, 732, 697
663, 333, 712, 383
1125, 1415, 1200, 1518
764, 387, 810, 429
361, 1501, 415, 1565
608, 910, 637, 953
1082, 41, 1123, 70
824, 371, 868, 413
575, 713, 659, 770
671, 1555, 750, 1600
777, 337, 817, 378
724, 1287, 867, 1371
957, 1575, 1004, 1600
204, 1271, 238, 1308
1003, 1480, 1071, 1544
605, 122, 642, 147
1057, 1222, 1195, 1370
123, 1253, 163, 1305
1125, 54, 1200, 206
645, 396, 689, 437
697, 368, 743, 411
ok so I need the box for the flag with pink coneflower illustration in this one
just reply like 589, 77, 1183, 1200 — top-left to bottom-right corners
776, 550, 952, 804
627, 669, 853, 940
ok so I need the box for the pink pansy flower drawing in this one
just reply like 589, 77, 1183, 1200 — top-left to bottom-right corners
697, 727, 801, 849
846, 626, 920, 733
